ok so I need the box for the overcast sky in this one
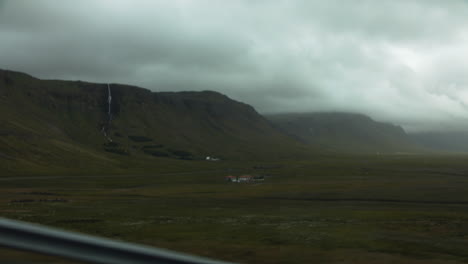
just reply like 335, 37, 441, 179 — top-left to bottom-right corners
2, 0, 468, 132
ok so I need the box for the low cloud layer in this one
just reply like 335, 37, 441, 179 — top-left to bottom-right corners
2, 0, 468, 132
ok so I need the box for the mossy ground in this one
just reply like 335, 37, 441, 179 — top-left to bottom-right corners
2, 154, 468, 263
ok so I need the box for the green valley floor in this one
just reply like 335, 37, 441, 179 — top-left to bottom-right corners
2, 154, 468, 263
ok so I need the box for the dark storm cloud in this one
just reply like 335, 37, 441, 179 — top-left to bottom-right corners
2, 0, 468, 132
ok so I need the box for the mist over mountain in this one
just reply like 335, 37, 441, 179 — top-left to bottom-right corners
409, 131, 468, 153
3, 1, 468, 133
5, 67, 468, 176
266, 112, 422, 153
4, 2, 468, 263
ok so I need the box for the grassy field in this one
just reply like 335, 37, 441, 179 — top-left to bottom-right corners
2, 154, 468, 263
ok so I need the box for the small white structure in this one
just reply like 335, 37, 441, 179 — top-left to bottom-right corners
206, 156, 220, 161
225, 175, 255, 183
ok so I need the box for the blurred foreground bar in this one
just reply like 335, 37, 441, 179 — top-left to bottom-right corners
0, 217, 234, 264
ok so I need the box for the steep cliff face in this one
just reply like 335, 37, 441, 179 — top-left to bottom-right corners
0, 69, 301, 174
266, 112, 421, 153
93, 84, 296, 159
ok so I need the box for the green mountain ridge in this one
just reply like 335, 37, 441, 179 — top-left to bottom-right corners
0, 69, 305, 175
1, 69, 439, 175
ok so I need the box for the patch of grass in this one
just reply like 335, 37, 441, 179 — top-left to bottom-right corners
104, 147, 129, 156
128, 135, 153, 142
143, 149, 169, 157
168, 149, 193, 159
3, 155, 468, 263
142, 144, 164, 149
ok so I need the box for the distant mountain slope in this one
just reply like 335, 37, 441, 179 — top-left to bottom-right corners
409, 131, 468, 153
266, 112, 421, 153
0, 69, 304, 175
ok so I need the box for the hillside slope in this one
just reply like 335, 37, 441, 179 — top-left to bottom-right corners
0, 69, 304, 175
266, 112, 421, 153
